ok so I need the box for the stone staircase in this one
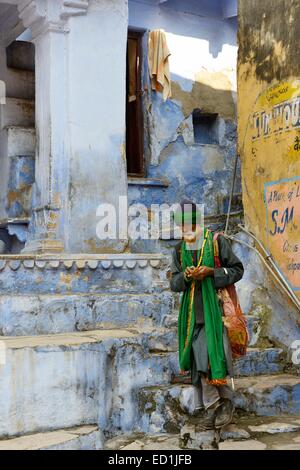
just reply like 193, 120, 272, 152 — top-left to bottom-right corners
0, 328, 178, 439
0, 274, 299, 450
103, 414, 300, 450
0, 255, 179, 450
104, 308, 300, 450
121, 307, 300, 450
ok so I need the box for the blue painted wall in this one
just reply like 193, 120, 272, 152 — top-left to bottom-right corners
127, 0, 239, 251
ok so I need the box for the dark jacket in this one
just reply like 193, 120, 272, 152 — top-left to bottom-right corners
170, 234, 244, 324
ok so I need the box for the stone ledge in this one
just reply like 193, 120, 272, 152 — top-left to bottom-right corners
0, 329, 177, 438
0, 328, 140, 350
0, 254, 168, 295
0, 253, 164, 271
0, 425, 103, 451
128, 177, 169, 187
0, 292, 174, 336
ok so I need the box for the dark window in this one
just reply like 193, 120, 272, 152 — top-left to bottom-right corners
126, 31, 144, 176
192, 110, 219, 145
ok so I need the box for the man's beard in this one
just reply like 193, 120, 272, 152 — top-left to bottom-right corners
183, 232, 197, 243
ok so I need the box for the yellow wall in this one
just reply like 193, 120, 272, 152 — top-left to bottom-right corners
238, 2, 300, 296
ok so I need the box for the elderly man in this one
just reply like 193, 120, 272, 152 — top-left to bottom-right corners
169, 201, 244, 430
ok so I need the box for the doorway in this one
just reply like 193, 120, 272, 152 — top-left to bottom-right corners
126, 31, 144, 176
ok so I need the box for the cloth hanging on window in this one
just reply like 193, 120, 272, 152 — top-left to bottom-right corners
148, 29, 172, 101
128, 38, 137, 102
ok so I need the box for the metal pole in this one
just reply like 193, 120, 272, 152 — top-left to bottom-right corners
225, 153, 239, 235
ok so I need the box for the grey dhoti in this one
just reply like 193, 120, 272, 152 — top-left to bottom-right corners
191, 323, 234, 409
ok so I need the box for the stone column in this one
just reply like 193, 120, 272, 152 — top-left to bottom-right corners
66, 0, 128, 253
19, 0, 128, 253
18, 0, 70, 253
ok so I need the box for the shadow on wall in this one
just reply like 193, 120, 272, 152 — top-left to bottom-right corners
232, 232, 300, 353
170, 71, 236, 120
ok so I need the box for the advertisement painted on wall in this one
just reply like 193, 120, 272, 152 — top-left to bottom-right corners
242, 80, 300, 293
265, 176, 300, 291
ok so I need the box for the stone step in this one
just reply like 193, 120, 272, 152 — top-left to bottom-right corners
0, 329, 178, 438
104, 432, 183, 450
0, 126, 35, 158
231, 413, 300, 439
219, 415, 300, 449
104, 429, 218, 451
251, 431, 300, 450
104, 414, 300, 450
0, 294, 269, 369
0, 425, 103, 450
234, 347, 285, 377
137, 374, 300, 433
0, 98, 35, 129
104, 430, 300, 451
0, 292, 260, 349
0, 292, 174, 336
219, 433, 300, 450
234, 374, 300, 416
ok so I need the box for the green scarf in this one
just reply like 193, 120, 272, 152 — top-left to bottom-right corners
177, 228, 227, 383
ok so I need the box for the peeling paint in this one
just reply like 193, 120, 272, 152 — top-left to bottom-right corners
238, 0, 300, 297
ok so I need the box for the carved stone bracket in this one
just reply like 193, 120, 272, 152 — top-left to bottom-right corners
60, 1, 90, 19
17, 0, 90, 37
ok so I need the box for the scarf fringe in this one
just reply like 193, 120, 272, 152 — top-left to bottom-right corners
206, 378, 227, 386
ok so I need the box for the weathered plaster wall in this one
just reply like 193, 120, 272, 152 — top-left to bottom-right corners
66, 0, 129, 253
0, 254, 173, 336
238, 0, 300, 297
0, 330, 179, 438
127, 0, 239, 245
13, 0, 129, 254
1, 1, 238, 254
232, 232, 300, 352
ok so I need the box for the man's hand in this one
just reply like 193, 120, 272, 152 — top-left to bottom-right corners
186, 266, 214, 281
184, 266, 195, 280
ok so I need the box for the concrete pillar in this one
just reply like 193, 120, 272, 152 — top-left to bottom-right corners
19, 0, 128, 253
66, 0, 128, 253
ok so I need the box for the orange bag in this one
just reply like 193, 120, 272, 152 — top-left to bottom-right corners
213, 233, 249, 358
